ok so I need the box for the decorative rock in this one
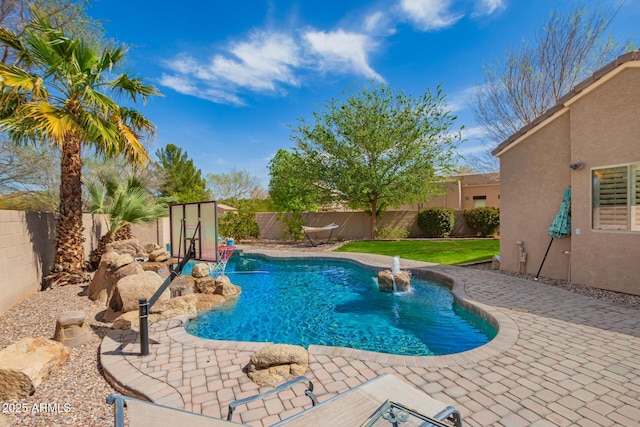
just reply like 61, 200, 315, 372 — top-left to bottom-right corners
143, 243, 159, 254
113, 253, 134, 269
394, 271, 411, 292
247, 344, 309, 386
169, 275, 195, 297
148, 249, 169, 263
106, 239, 144, 259
112, 294, 227, 329
0, 338, 70, 399
108, 271, 168, 313
214, 276, 242, 298
377, 270, 394, 292
111, 261, 144, 280
377, 270, 411, 292
191, 262, 210, 278
53, 311, 92, 347
195, 276, 216, 294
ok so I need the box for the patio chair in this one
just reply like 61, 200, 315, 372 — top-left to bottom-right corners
301, 222, 339, 246
107, 374, 462, 426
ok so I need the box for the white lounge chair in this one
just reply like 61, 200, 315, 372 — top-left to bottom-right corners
107, 374, 462, 426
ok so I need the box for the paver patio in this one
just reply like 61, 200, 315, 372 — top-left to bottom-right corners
100, 249, 640, 426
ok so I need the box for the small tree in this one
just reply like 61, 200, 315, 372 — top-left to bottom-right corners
207, 167, 264, 206
155, 144, 208, 203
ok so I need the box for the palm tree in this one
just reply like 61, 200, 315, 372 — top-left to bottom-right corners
86, 176, 167, 270
0, 7, 159, 286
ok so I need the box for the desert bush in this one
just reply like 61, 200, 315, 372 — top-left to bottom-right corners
280, 212, 305, 241
375, 226, 410, 239
219, 212, 260, 240
417, 207, 455, 237
463, 207, 500, 237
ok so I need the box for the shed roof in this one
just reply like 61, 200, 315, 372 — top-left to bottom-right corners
492, 49, 640, 157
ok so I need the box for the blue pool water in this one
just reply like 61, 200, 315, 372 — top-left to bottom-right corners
184, 254, 497, 356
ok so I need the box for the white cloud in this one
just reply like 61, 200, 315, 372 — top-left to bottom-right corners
460, 126, 487, 141
159, 27, 384, 105
364, 11, 397, 36
447, 85, 483, 112
304, 29, 383, 81
208, 32, 301, 91
399, 0, 464, 31
472, 0, 506, 17
159, 74, 198, 95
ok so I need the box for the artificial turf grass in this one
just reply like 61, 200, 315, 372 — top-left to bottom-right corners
334, 239, 499, 265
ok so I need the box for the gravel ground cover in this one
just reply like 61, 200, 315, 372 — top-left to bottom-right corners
0, 242, 638, 427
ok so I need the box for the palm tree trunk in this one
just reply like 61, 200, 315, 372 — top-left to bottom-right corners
47, 136, 87, 286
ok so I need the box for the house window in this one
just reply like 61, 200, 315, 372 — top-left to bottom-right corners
473, 195, 487, 208
592, 164, 640, 231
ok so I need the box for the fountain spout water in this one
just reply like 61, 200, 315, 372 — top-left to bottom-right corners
391, 256, 401, 275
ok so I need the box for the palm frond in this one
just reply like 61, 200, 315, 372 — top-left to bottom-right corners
110, 74, 161, 104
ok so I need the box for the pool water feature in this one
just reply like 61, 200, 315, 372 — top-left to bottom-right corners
184, 255, 497, 356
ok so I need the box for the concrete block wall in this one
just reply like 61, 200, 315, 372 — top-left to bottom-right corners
0, 210, 56, 314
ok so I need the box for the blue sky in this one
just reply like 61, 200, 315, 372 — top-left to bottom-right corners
88, 0, 639, 188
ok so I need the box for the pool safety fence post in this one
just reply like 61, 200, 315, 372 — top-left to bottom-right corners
139, 298, 149, 356
139, 221, 200, 356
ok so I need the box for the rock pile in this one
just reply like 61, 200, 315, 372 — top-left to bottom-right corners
247, 344, 309, 386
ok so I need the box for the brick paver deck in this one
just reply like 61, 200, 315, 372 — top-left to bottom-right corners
100, 249, 640, 426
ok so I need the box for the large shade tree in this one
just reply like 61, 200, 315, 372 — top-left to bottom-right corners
0, 7, 159, 286
274, 81, 460, 238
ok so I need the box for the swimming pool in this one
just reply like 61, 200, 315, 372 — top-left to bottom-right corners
184, 254, 496, 356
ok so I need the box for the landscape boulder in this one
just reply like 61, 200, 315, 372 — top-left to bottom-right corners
191, 262, 210, 278
377, 270, 411, 292
108, 271, 168, 313
247, 344, 309, 386
105, 239, 144, 259
0, 338, 70, 399
148, 248, 169, 263
213, 276, 242, 298
169, 275, 195, 297
112, 294, 227, 329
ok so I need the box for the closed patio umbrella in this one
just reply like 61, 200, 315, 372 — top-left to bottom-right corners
535, 187, 571, 279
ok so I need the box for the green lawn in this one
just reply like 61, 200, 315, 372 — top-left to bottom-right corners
334, 239, 500, 265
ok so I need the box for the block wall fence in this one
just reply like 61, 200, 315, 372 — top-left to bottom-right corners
0, 209, 474, 315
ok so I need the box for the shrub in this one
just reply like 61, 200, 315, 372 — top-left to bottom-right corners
463, 207, 500, 237
280, 212, 305, 241
375, 226, 410, 239
219, 212, 260, 241
417, 207, 455, 237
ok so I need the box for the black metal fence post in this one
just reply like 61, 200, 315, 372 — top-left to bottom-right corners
139, 298, 149, 356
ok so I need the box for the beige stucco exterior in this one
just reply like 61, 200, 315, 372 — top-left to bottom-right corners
398, 173, 500, 211
495, 61, 640, 296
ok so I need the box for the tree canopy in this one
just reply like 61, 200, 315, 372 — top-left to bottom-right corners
206, 167, 264, 205
271, 81, 460, 237
470, 2, 626, 170
155, 143, 209, 203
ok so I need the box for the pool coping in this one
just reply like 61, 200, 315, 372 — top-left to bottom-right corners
166, 248, 519, 368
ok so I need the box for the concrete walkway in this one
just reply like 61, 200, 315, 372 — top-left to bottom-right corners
100, 250, 640, 426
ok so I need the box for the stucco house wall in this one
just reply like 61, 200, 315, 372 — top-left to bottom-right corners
495, 54, 640, 296
568, 67, 640, 294
498, 114, 572, 280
